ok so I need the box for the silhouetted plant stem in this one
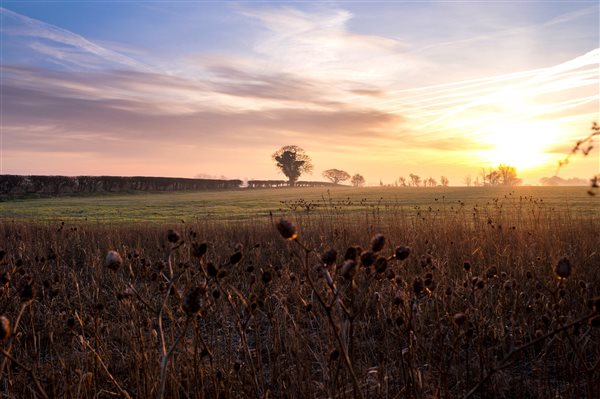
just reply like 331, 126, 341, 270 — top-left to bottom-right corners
293, 237, 365, 399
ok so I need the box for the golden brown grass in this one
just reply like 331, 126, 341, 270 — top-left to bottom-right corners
0, 197, 598, 398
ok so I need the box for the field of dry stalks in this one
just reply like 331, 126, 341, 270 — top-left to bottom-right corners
0, 193, 599, 398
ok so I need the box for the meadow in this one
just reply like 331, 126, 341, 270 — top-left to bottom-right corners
0, 186, 599, 398
0, 186, 597, 222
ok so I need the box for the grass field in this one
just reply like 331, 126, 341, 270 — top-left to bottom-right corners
0, 186, 597, 222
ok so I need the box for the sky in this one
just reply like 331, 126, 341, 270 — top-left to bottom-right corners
1, 1, 598, 185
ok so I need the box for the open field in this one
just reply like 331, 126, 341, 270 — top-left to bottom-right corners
0, 187, 599, 398
0, 186, 598, 222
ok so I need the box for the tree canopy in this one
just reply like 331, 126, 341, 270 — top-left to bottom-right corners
351, 174, 365, 187
322, 169, 350, 185
272, 145, 313, 187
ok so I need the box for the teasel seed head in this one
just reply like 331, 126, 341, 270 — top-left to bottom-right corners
105, 250, 123, 270
360, 251, 376, 267
275, 219, 297, 240
182, 287, 203, 315
371, 234, 386, 252
344, 246, 360, 261
191, 242, 208, 258
453, 312, 466, 326
413, 277, 424, 295
321, 249, 337, 266
555, 257, 571, 279
167, 229, 181, 244
394, 246, 411, 261
375, 256, 388, 273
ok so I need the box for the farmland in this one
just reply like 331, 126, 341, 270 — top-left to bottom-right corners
0, 186, 597, 222
0, 186, 599, 398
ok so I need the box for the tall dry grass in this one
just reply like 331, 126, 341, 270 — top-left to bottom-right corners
0, 195, 598, 398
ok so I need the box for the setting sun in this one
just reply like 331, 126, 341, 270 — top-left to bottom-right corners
480, 121, 563, 171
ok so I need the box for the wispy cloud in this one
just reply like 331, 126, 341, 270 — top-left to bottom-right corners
0, 7, 149, 71
0, 4, 597, 182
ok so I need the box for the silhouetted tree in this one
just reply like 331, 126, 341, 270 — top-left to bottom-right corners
498, 164, 522, 186
486, 170, 501, 186
272, 145, 313, 187
425, 177, 436, 187
409, 173, 421, 187
440, 176, 449, 187
351, 174, 365, 187
322, 169, 350, 185
398, 176, 407, 187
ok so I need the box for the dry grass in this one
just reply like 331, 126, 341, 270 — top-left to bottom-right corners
0, 196, 599, 398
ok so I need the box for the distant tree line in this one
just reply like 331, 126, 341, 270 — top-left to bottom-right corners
390, 174, 449, 187
247, 180, 338, 188
0, 175, 243, 198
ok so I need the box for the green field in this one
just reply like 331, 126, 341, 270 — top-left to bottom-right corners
0, 186, 597, 222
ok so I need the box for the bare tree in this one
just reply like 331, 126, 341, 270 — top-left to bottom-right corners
409, 173, 421, 187
440, 176, 449, 187
486, 170, 501, 186
351, 174, 365, 187
424, 177, 436, 187
398, 176, 407, 187
272, 145, 313, 187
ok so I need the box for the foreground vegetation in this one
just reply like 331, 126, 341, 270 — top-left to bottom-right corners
0, 190, 599, 398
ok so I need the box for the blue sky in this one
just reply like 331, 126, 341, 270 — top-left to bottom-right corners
1, 1, 598, 184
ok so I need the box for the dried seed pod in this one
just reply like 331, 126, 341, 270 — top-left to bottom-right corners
206, 263, 218, 278
360, 251, 376, 267
275, 219, 297, 240
167, 229, 181, 244
229, 252, 243, 265
463, 261, 471, 272
344, 246, 360, 261
555, 258, 571, 279
330, 349, 340, 361
321, 249, 337, 266
413, 277, 424, 295
105, 250, 123, 270
371, 234, 386, 252
18, 280, 35, 303
375, 257, 388, 274
453, 313, 466, 326
394, 246, 411, 261
191, 242, 208, 258
182, 287, 203, 315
